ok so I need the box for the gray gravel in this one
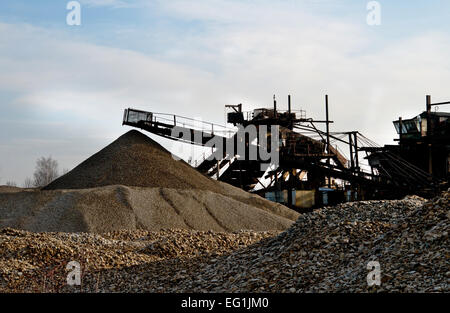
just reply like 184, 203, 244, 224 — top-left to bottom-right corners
1, 191, 448, 293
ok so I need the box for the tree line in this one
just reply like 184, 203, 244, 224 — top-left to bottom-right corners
1, 156, 67, 188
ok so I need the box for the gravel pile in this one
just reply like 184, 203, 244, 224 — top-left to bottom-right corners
1, 130, 298, 233
0, 191, 448, 293
0, 185, 295, 232
175, 191, 449, 292
44, 130, 219, 191
0, 186, 28, 193
0, 228, 277, 292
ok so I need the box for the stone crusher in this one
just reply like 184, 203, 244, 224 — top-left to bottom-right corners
362, 95, 449, 195
122, 99, 353, 192
122, 94, 441, 207
122, 108, 267, 190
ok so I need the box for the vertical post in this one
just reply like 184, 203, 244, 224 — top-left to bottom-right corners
426, 94, 432, 138
288, 95, 293, 130
353, 132, 359, 172
287, 170, 293, 208
288, 95, 291, 113
325, 95, 331, 187
273, 95, 277, 117
426, 95, 433, 175
239, 161, 243, 189
353, 131, 360, 200
174, 115, 176, 126
398, 117, 403, 155
217, 160, 220, 180
348, 133, 354, 170
426, 95, 432, 115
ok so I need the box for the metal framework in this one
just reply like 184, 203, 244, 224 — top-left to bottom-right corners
122, 94, 446, 210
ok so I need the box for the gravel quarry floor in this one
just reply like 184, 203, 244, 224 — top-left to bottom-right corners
0, 191, 448, 293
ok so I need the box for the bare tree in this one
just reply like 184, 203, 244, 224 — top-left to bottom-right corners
6, 181, 17, 187
23, 177, 33, 188
33, 156, 59, 187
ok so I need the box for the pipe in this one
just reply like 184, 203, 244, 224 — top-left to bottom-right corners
288, 95, 291, 113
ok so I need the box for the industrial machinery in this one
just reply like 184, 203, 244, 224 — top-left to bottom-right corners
363, 95, 449, 190
122, 94, 448, 210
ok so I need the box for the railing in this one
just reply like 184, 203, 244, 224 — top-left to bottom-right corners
239, 109, 307, 121
124, 108, 237, 138
210, 155, 238, 178
188, 151, 209, 168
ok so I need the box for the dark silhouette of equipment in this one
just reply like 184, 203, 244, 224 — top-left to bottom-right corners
122, 94, 448, 210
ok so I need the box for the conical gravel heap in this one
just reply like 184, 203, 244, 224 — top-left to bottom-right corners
44, 129, 225, 192
43, 129, 298, 221
0, 130, 299, 233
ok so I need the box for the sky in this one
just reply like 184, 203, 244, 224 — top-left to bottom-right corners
1, 0, 450, 185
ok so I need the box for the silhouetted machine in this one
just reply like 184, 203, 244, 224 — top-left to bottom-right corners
123, 94, 447, 209
363, 95, 449, 190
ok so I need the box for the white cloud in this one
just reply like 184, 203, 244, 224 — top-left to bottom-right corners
0, 22, 216, 117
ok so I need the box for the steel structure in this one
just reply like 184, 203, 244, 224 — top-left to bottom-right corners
122, 94, 446, 210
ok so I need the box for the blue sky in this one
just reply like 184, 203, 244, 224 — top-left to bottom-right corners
1, 0, 450, 184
